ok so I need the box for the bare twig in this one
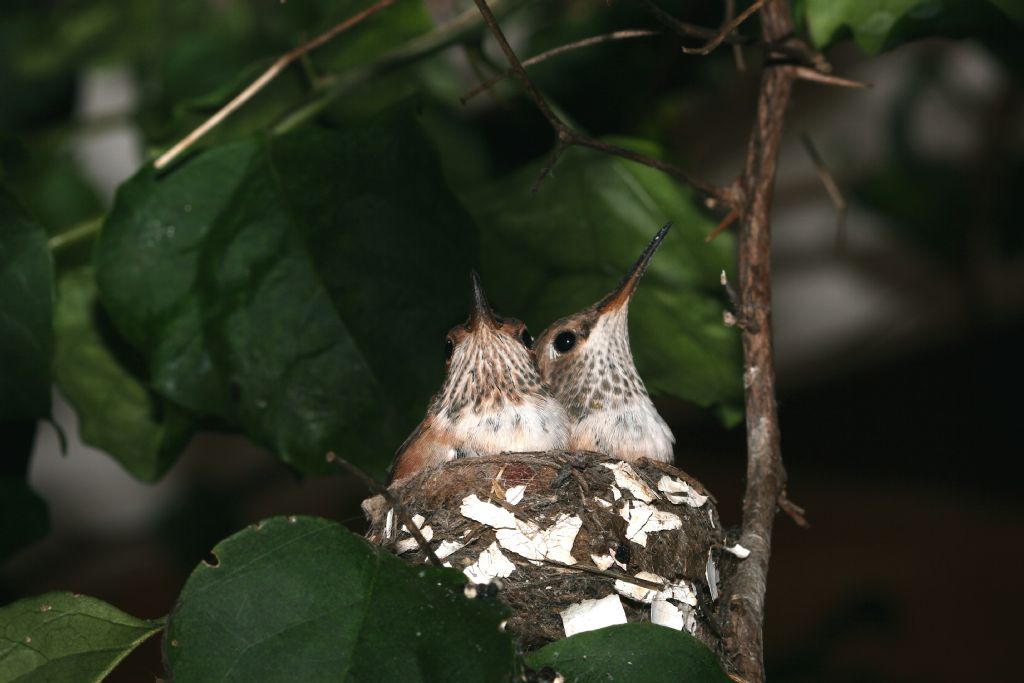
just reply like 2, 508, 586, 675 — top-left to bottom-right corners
535, 558, 667, 590
681, 0, 766, 56
791, 65, 869, 89
462, 29, 659, 103
800, 133, 849, 255
706, 209, 739, 243
777, 490, 810, 529
725, 0, 747, 71
153, 0, 396, 170
470, 0, 730, 203
642, 0, 818, 68
326, 452, 444, 568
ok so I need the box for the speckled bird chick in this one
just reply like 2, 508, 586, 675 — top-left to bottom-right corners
535, 223, 675, 463
388, 272, 570, 484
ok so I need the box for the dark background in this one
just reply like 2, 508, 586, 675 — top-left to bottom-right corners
2, 1, 1022, 681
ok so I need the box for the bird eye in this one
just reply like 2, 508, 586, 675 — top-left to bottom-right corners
520, 328, 534, 349
553, 330, 577, 354
445, 338, 455, 360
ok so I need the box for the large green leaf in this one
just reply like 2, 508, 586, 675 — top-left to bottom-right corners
526, 623, 731, 683
165, 516, 516, 683
802, 0, 1023, 54
0, 591, 162, 683
0, 186, 52, 424
53, 267, 195, 482
464, 143, 743, 423
98, 112, 478, 474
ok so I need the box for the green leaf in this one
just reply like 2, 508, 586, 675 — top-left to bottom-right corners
98, 112, 478, 474
802, 0, 1023, 54
165, 516, 516, 683
0, 186, 53, 423
526, 623, 731, 683
53, 267, 195, 482
464, 143, 743, 424
0, 591, 162, 683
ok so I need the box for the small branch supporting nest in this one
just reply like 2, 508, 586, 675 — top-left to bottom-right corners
721, 1, 799, 680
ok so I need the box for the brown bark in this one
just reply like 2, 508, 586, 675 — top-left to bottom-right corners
721, 1, 796, 681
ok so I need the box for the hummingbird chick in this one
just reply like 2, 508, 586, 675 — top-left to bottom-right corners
388, 272, 570, 484
535, 223, 675, 463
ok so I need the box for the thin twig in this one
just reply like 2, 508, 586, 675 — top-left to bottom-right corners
326, 452, 444, 568
800, 133, 849, 255
534, 558, 667, 591
791, 65, 869, 89
273, 0, 525, 135
725, 0, 747, 71
682, 0, 765, 56
153, 0, 396, 170
706, 209, 739, 243
777, 490, 810, 529
470, 0, 730, 202
47, 216, 104, 252
643, 0, 829, 72
462, 29, 660, 103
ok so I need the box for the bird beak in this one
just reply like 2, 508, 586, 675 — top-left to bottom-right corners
468, 270, 499, 330
597, 222, 671, 314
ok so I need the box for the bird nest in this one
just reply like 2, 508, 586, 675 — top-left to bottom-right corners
362, 452, 729, 655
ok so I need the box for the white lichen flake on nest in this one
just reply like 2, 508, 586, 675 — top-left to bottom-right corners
602, 462, 658, 502
435, 539, 466, 560
496, 514, 582, 565
504, 484, 526, 505
463, 542, 517, 584
559, 593, 627, 637
590, 549, 626, 571
460, 494, 517, 528
618, 500, 683, 547
459, 494, 582, 565
656, 475, 708, 508
651, 597, 698, 635
705, 551, 720, 601
612, 571, 699, 636
725, 543, 751, 559
395, 514, 433, 554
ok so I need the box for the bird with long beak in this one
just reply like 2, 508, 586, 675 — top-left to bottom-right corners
387, 272, 570, 484
534, 223, 675, 463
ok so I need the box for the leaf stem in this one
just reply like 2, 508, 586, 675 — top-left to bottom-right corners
48, 216, 104, 253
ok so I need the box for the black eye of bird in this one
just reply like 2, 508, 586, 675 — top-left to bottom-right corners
553, 330, 577, 354
444, 338, 454, 360
520, 329, 534, 349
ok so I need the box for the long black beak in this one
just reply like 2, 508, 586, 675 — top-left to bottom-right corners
468, 270, 499, 330
597, 222, 671, 313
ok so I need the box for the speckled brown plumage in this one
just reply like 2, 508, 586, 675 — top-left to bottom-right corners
389, 273, 569, 483
535, 223, 675, 463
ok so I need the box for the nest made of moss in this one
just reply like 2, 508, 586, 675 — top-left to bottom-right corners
363, 451, 730, 655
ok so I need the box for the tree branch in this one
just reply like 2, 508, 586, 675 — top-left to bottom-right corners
470, 0, 731, 203
720, 1, 799, 680
153, 0, 396, 170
